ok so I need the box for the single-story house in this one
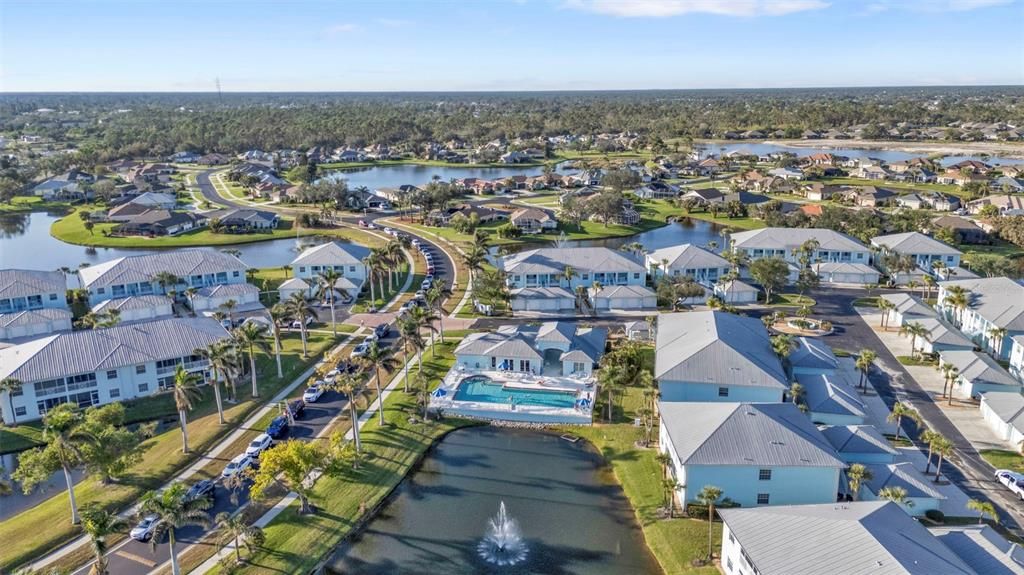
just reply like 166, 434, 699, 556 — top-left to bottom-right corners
931, 215, 990, 245
681, 187, 725, 205
454, 322, 606, 377
859, 462, 946, 516
819, 424, 898, 465
509, 207, 557, 233
913, 316, 976, 355
941, 349, 1021, 399
880, 292, 937, 327
713, 279, 759, 304
113, 210, 207, 237
623, 320, 652, 342
190, 283, 263, 313
815, 261, 881, 285
588, 284, 657, 311
207, 208, 280, 231
979, 390, 1024, 448
509, 286, 576, 313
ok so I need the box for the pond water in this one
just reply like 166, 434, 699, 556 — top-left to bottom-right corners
330, 426, 660, 575
319, 163, 575, 190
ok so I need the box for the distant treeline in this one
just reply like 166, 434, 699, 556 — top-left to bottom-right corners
1, 87, 1022, 158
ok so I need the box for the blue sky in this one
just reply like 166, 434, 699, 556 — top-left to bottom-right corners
2, 0, 1022, 91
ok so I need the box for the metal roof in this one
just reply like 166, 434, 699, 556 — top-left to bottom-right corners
454, 322, 607, 365
718, 501, 974, 575
730, 227, 869, 253
915, 317, 974, 348
658, 402, 845, 467
980, 391, 1024, 431
655, 311, 787, 389
816, 261, 879, 274
797, 371, 867, 419
92, 295, 172, 313
510, 286, 574, 299
500, 247, 645, 276
646, 244, 729, 271
862, 462, 946, 500
881, 293, 937, 319
0, 308, 72, 329
819, 425, 898, 457
196, 283, 261, 298
790, 337, 839, 371
0, 269, 67, 299
0, 317, 229, 383
939, 277, 1024, 330
872, 232, 962, 257
591, 284, 656, 298
932, 525, 1024, 575
78, 249, 248, 290
940, 350, 1019, 388
290, 241, 371, 267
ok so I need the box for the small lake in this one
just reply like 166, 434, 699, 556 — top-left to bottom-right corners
319, 163, 571, 190
330, 427, 660, 575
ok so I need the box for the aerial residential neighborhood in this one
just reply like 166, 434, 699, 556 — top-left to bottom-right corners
2, 2, 1024, 575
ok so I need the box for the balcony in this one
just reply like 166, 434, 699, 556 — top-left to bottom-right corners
156, 359, 209, 375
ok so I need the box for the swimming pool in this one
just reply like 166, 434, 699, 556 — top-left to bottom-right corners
453, 375, 578, 408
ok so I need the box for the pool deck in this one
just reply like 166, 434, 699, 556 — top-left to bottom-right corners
431, 367, 596, 425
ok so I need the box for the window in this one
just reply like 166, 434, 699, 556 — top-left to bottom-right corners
726, 558, 733, 572
633, 272, 641, 279
491, 357, 497, 369
11, 387, 22, 397
718, 386, 729, 397
34, 379, 67, 398
14, 406, 26, 417
232, 271, 240, 277
758, 469, 772, 481
49, 293, 58, 300
757, 493, 770, 505
69, 390, 99, 409
728, 531, 735, 544
138, 383, 149, 393
97, 288, 105, 294
350, 266, 356, 272
109, 388, 120, 399
573, 362, 586, 373
136, 364, 147, 374
106, 370, 117, 379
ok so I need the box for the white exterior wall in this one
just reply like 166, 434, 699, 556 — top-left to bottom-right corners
88, 270, 246, 306
294, 262, 368, 286
0, 289, 67, 314
0, 315, 73, 341
192, 290, 261, 312
979, 396, 1024, 447
1010, 339, 1024, 381
720, 523, 757, 575
507, 269, 646, 290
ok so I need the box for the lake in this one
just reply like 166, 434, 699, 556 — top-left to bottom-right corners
329, 426, 660, 575
320, 163, 573, 190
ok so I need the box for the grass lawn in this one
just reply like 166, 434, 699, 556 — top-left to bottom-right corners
961, 241, 1024, 260
852, 296, 880, 307
0, 196, 73, 213
980, 449, 1024, 471
767, 293, 816, 307
680, 211, 766, 231
215, 338, 477, 574
822, 176, 966, 197
0, 423, 45, 454
897, 355, 935, 367
0, 331, 346, 572
350, 263, 411, 313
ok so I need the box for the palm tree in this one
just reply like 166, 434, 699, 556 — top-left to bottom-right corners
413, 371, 432, 421
966, 498, 998, 524
847, 463, 873, 501
988, 326, 1008, 358
153, 271, 180, 295
395, 318, 425, 392
561, 265, 577, 288
138, 483, 212, 575
358, 341, 398, 426
233, 322, 271, 399
328, 373, 370, 452
938, 362, 959, 403
268, 304, 287, 379
877, 486, 914, 509
35, 403, 92, 524
920, 429, 943, 474
943, 285, 969, 327
0, 377, 23, 426
426, 282, 447, 343
409, 305, 439, 357
284, 292, 313, 358
655, 452, 672, 478
695, 485, 724, 559
788, 382, 805, 407
316, 268, 343, 337
887, 401, 921, 442
461, 244, 487, 287
362, 252, 379, 310
194, 342, 236, 424
215, 511, 264, 564
922, 274, 937, 299
661, 478, 681, 518
184, 287, 198, 316
770, 334, 796, 378
932, 436, 953, 482
877, 297, 895, 329
855, 349, 877, 391
598, 364, 627, 422
171, 366, 203, 454
898, 321, 928, 359
220, 299, 238, 326
80, 505, 127, 575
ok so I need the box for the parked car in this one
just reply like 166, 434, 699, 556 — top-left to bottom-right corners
421, 279, 433, 291
411, 238, 421, 246
245, 433, 273, 457
185, 479, 215, 502
303, 385, 324, 403
414, 290, 426, 300
351, 341, 371, 358
130, 514, 160, 542
288, 399, 306, 419
221, 453, 254, 479
383, 227, 394, 235
358, 219, 368, 227
265, 416, 289, 439
367, 222, 377, 229
995, 469, 1024, 499
374, 323, 391, 338
290, 316, 313, 329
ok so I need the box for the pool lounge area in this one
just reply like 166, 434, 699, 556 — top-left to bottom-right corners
432, 368, 597, 425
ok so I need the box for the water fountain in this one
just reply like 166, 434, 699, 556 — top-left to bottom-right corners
477, 501, 528, 566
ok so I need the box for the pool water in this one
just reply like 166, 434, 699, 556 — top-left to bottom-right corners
454, 375, 577, 408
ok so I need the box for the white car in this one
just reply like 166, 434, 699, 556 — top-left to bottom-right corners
351, 341, 371, 358
383, 227, 394, 235
411, 238, 421, 246
245, 433, 272, 457
367, 222, 378, 229
995, 469, 1024, 499
222, 453, 253, 479
130, 514, 160, 542
290, 316, 313, 329
303, 385, 324, 403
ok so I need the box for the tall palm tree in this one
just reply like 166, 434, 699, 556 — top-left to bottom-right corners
215, 511, 264, 564
898, 322, 929, 359
362, 252, 379, 310
695, 485, 723, 560
195, 341, 236, 423
220, 299, 238, 326
0, 377, 23, 426
409, 305, 438, 358
847, 463, 873, 501
36, 404, 92, 524
920, 429, 943, 474
233, 323, 271, 399
932, 436, 953, 482
171, 366, 203, 454
284, 292, 314, 358
938, 362, 959, 403
426, 282, 447, 342
268, 304, 287, 378
966, 498, 998, 524
943, 285, 970, 327
561, 265, 577, 288
153, 271, 180, 295
887, 401, 921, 442
396, 319, 426, 392
138, 483, 212, 575
788, 382, 805, 407
877, 297, 895, 329
328, 372, 370, 452
461, 244, 487, 287
358, 342, 398, 426
316, 268, 343, 337
855, 349, 877, 391
81, 505, 127, 575
988, 326, 1008, 358
598, 364, 627, 422
770, 334, 796, 378
877, 486, 913, 509
184, 287, 198, 316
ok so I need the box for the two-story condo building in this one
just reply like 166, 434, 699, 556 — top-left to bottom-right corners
0, 317, 229, 424
658, 401, 845, 508
871, 232, 963, 282
499, 247, 650, 313
78, 249, 248, 306
655, 311, 788, 403
936, 277, 1024, 360
729, 227, 871, 268
645, 244, 731, 283
279, 241, 371, 300
453, 322, 607, 377
0, 269, 68, 313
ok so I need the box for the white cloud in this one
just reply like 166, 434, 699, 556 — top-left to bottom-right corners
325, 23, 359, 35
564, 0, 829, 17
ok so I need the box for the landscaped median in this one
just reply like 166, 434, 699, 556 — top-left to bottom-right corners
0, 328, 353, 573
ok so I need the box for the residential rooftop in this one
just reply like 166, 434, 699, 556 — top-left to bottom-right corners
646, 243, 730, 271
0, 269, 67, 299
500, 247, 646, 276
871, 231, 962, 256
939, 277, 1024, 331
290, 241, 371, 268
78, 249, 248, 290
729, 227, 868, 253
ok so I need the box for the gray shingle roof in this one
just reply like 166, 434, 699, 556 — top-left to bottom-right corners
658, 402, 844, 467
940, 350, 1019, 388
940, 277, 1024, 330
500, 247, 645, 276
796, 371, 867, 420
78, 249, 248, 290
872, 232, 962, 257
718, 501, 974, 575
932, 525, 1024, 575
819, 425, 898, 458
0, 269, 67, 299
655, 311, 787, 389
730, 227, 868, 253
646, 244, 729, 271
290, 241, 371, 267
0, 317, 229, 383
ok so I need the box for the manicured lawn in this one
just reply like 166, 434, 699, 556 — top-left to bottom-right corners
897, 355, 935, 366
680, 210, 766, 231
852, 296, 880, 307
0, 331, 345, 572
0, 196, 72, 213
980, 449, 1024, 471
961, 241, 1024, 260
0, 423, 45, 454
822, 177, 965, 197
767, 293, 816, 307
